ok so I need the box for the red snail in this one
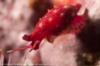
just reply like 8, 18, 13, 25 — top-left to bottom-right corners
8, 4, 88, 53
23, 4, 82, 50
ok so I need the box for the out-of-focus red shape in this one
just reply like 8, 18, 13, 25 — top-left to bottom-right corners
52, 0, 81, 6
68, 9, 88, 34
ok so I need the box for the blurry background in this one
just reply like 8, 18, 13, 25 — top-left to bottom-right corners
0, 0, 100, 66
0, 0, 53, 65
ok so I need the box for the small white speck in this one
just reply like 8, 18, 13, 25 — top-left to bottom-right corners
39, 23, 43, 27
60, 13, 64, 16
48, 17, 53, 22
39, 18, 41, 20
48, 9, 50, 12
44, 16, 47, 18
53, 9, 58, 13
64, 5, 68, 9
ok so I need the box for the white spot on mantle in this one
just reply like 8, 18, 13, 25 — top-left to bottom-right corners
48, 17, 53, 22
53, 9, 58, 13
60, 13, 64, 16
